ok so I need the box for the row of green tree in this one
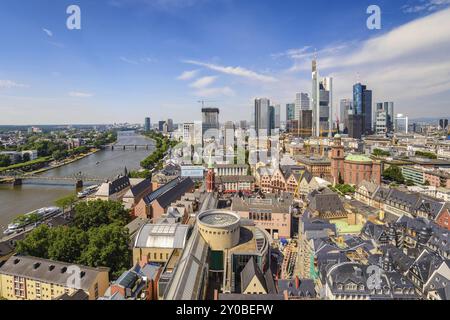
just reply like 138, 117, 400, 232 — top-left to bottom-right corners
140, 131, 178, 170
16, 200, 132, 278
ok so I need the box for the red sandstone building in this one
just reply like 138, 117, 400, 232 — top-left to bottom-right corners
331, 135, 382, 186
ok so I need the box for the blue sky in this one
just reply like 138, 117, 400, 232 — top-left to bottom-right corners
0, 0, 449, 125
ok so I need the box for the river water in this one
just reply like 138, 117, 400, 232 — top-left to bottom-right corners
0, 131, 155, 230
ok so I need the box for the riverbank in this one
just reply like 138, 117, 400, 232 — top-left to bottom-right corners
29, 148, 101, 176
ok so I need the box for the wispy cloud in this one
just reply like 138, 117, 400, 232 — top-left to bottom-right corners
108, 0, 208, 11
120, 56, 139, 65
69, 91, 94, 98
0, 80, 28, 89
42, 28, 53, 37
184, 59, 278, 83
177, 69, 200, 80
190, 76, 217, 89
402, 0, 450, 13
120, 56, 156, 65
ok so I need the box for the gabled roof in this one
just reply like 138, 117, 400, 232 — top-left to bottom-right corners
127, 178, 152, 197
241, 258, 266, 293
142, 177, 194, 208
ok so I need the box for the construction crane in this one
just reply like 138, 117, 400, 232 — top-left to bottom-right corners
198, 100, 218, 108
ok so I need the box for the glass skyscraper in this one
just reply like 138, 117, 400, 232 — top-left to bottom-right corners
353, 83, 372, 135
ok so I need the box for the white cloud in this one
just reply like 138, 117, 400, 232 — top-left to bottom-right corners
120, 56, 139, 65
271, 8, 450, 119
42, 28, 53, 37
402, 0, 450, 13
69, 91, 94, 98
190, 76, 217, 89
0, 80, 27, 89
177, 69, 200, 80
183, 59, 278, 83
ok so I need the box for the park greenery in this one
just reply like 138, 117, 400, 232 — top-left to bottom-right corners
141, 131, 178, 171
330, 184, 356, 195
372, 148, 391, 157
415, 151, 438, 160
16, 200, 132, 278
383, 165, 405, 184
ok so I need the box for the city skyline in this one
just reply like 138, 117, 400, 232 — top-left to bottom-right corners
1, 0, 450, 125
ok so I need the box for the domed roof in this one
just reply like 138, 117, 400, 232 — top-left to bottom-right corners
345, 154, 373, 163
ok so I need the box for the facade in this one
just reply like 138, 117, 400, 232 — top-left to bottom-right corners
353, 83, 372, 135
215, 176, 255, 193
348, 113, 363, 139
133, 222, 190, 265
254, 98, 271, 137
296, 156, 332, 181
0, 256, 109, 300
214, 164, 248, 176
202, 108, 220, 139
231, 193, 293, 239
286, 103, 295, 122
312, 59, 333, 137
295, 93, 310, 120
339, 99, 352, 132
343, 155, 382, 186
144, 117, 151, 132
134, 177, 195, 220
395, 114, 409, 134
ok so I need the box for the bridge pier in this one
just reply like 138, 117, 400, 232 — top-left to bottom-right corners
111, 145, 114, 151
13, 178, 22, 186
75, 180, 83, 189
135, 145, 137, 150
123, 145, 126, 151
146, 145, 149, 150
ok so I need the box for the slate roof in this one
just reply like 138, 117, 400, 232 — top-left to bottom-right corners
0, 255, 109, 291
307, 189, 345, 214
277, 278, 316, 298
143, 177, 194, 208
127, 178, 152, 197
409, 249, 446, 285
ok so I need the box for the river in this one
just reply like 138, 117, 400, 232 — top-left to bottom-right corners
0, 131, 155, 230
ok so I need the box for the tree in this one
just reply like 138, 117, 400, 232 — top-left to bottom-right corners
73, 200, 130, 231
372, 148, 390, 157
16, 225, 52, 258
22, 153, 31, 162
0, 154, 11, 167
79, 224, 131, 278
383, 165, 405, 184
55, 194, 78, 213
47, 227, 88, 263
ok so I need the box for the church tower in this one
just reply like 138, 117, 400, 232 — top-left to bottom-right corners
206, 157, 215, 193
330, 134, 345, 185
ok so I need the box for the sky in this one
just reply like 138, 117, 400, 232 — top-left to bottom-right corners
0, 0, 450, 125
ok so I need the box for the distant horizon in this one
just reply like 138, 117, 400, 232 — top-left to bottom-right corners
1, 115, 449, 129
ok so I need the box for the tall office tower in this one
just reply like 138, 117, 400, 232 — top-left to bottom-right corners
339, 99, 353, 133
348, 112, 363, 140
395, 114, 409, 134
299, 110, 313, 138
353, 83, 373, 135
375, 110, 388, 135
158, 121, 166, 132
286, 103, 295, 122
275, 104, 281, 130
254, 98, 270, 137
295, 93, 310, 120
166, 119, 174, 132
239, 120, 247, 130
202, 108, 220, 138
312, 59, 333, 137
384, 102, 394, 133
439, 118, 449, 130
144, 117, 151, 133
223, 121, 236, 157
